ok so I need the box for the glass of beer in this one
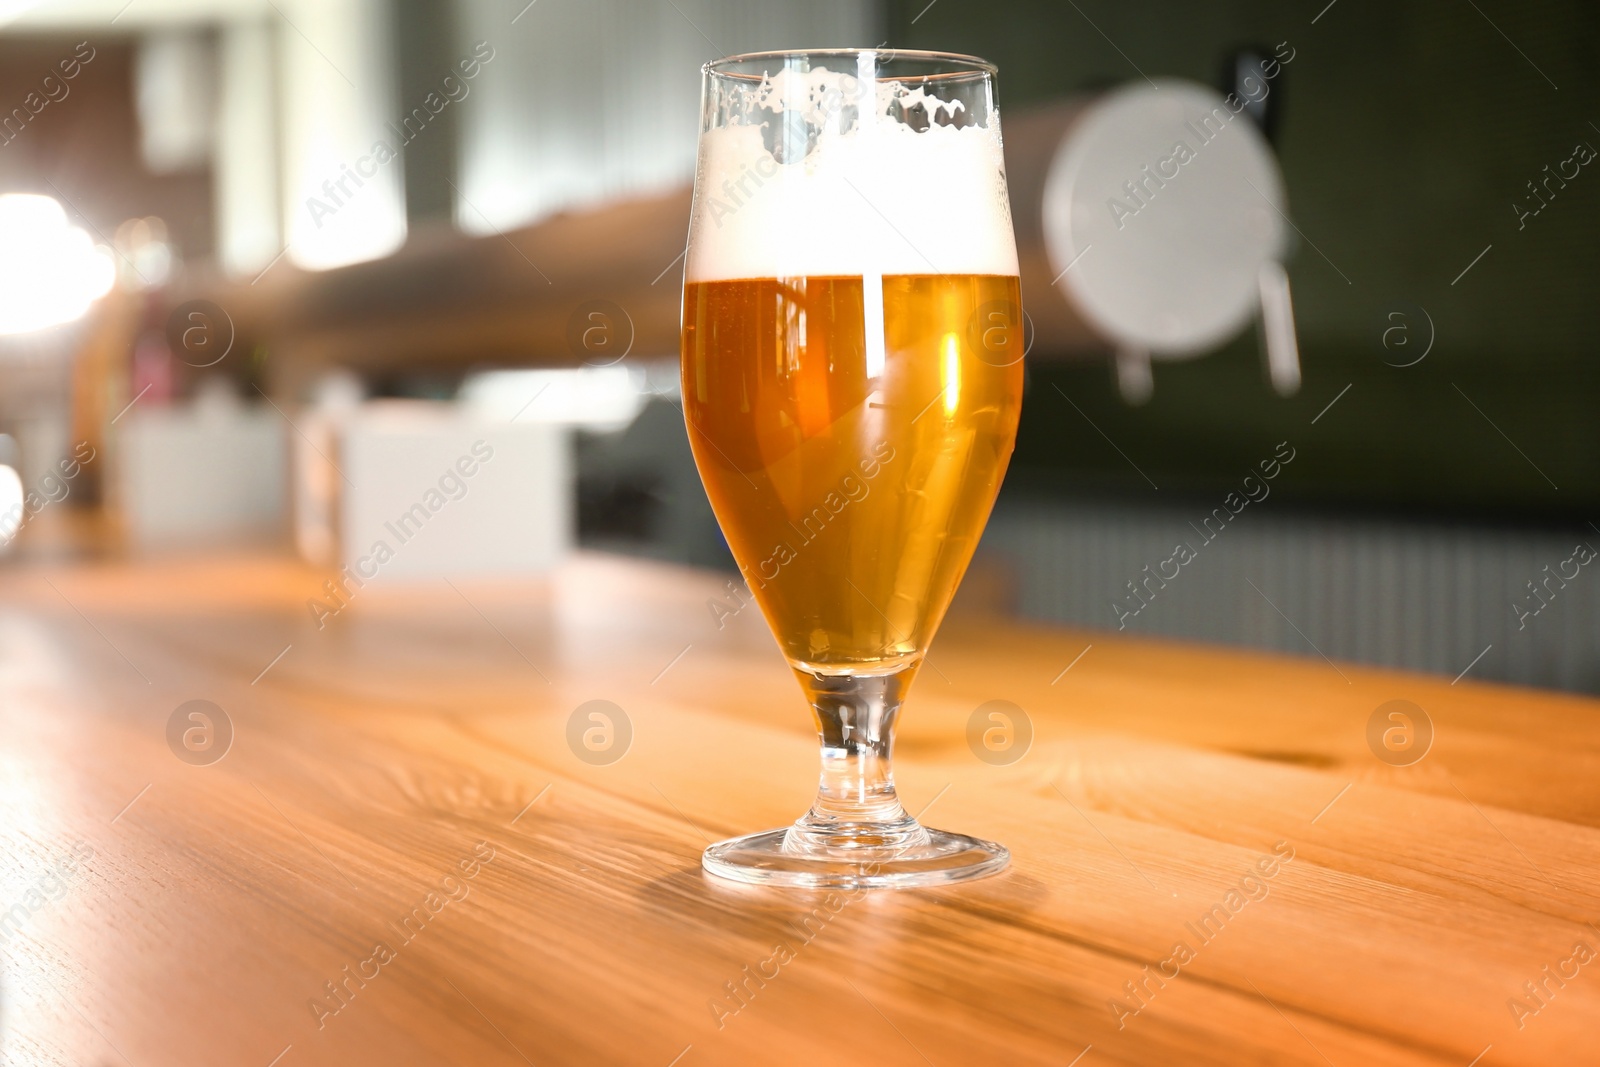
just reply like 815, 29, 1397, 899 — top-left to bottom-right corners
682, 49, 1024, 888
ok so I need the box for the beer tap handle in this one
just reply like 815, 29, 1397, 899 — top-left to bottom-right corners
1258, 261, 1302, 397
1114, 345, 1154, 405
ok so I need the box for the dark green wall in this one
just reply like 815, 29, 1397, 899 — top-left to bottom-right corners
892, 0, 1599, 519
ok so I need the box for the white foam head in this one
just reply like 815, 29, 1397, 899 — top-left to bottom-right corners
687, 63, 1019, 282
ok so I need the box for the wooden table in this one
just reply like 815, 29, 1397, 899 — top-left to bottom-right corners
1, 552, 1595, 1066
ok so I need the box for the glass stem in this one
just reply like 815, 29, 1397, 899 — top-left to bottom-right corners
787, 664, 929, 851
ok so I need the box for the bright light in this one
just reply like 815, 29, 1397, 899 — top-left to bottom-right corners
941, 332, 962, 417
114, 216, 174, 288
0, 464, 20, 548
0, 194, 116, 335
460, 367, 649, 431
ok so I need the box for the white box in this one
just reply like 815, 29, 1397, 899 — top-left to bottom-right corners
117, 400, 286, 548
337, 404, 570, 580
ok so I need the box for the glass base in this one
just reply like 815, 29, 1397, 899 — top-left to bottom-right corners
703, 663, 1008, 888
702, 824, 1010, 889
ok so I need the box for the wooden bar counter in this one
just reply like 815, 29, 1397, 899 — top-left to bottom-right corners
1, 552, 1595, 1065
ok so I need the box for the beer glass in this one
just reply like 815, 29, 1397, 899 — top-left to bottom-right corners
682, 49, 1024, 887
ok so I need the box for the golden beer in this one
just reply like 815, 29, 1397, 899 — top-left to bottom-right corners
682, 273, 1023, 673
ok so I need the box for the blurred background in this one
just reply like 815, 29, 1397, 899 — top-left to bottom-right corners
0, 0, 1594, 690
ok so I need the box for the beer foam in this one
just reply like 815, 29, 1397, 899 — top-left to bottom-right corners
686, 67, 1019, 282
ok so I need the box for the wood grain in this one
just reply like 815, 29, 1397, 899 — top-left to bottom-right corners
0, 552, 1595, 1066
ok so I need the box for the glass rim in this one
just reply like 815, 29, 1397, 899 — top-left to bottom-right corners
704, 48, 998, 82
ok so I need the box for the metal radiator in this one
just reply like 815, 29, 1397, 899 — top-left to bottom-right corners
980, 495, 1600, 694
